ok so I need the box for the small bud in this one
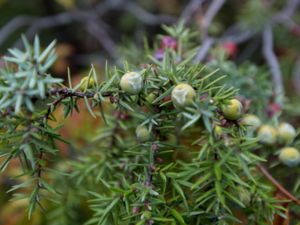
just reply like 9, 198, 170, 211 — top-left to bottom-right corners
120, 72, 143, 95
237, 186, 251, 207
240, 114, 261, 130
151, 143, 158, 151
93, 93, 99, 100
257, 125, 277, 145
279, 147, 300, 167
222, 41, 238, 58
214, 125, 223, 138
141, 211, 152, 220
132, 206, 140, 214
221, 99, 243, 120
156, 157, 163, 164
171, 83, 196, 108
109, 96, 117, 103
80, 76, 95, 91
136, 125, 151, 142
146, 93, 157, 104
278, 122, 296, 144
160, 36, 177, 50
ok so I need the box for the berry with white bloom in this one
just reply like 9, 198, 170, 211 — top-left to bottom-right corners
171, 83, 196, 108
120, 72, 143, 95
136, 125, 151, 142
257, 125, 277, 145
278, 122, 296, 144
279, 147, 300, 167
241, 114, 261, 130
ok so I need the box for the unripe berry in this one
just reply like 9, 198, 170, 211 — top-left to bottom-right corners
120, 72, 143, 95
146, 93, 157, 104
171, 83, 196, 108
214, 125, 223, 138
279, 147, 300, 167
221, 99, 243, 120
141, 211, 151, 220
241, 114, 261, 130
257, 125, 277, 145
237, 186, 251, 207
80, 76, 95, 91
136, 125, 151, 142
278, 122, 296, 144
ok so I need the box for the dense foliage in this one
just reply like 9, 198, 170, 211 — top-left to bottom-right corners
0, 22, 300, 225
1, 1, 300, 225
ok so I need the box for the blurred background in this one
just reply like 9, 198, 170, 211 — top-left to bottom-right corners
0, 0, 300, 224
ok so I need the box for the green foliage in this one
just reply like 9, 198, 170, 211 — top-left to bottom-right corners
0, 24, 295, 225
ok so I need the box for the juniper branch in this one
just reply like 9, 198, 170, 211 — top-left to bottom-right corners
45, 88, 113, 120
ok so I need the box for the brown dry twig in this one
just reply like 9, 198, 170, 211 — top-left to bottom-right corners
257, 164, 300, 206
45, 88, 112, 120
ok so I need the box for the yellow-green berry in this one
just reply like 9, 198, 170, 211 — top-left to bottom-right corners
222, 99, 243, 120
171, 83, 196, 108
257, 125, 277, 145
279, 147, 300, 167
136, 125, 151, 142
237, 186, 251, 207
241, 114, 261, 130
146, 92, 157, 104
120, 72, 143, 95
278, 122, 296, 144
141, 211, 151, 220
214, 125, 223, 138
80, 76, 95, 91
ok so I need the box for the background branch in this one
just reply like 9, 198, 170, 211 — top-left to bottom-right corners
124, 1, 177, 25
0, 0, 176, 53
194, 37, 214, 63
180, 0, 205, 23
292, 55, 300, 96
257, 164, 300, 205
201, 0, 226, 38
86, 20, 118, 59
262, 25, 284, 105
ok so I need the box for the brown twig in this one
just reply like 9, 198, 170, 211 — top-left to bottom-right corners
45, 88, 112, 120
257, 164, 300, 205
48, 88, 112, 98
